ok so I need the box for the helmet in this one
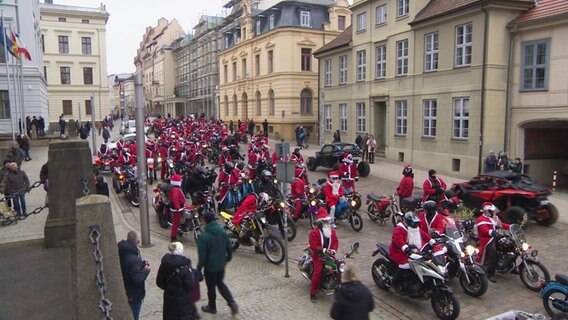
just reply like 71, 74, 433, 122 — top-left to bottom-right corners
258, 192, 270, 206
222, 146, 229, 153
294, 147, 300, 154
343, 153, 353, 164
224, 162, 234, 173
100, 143, 106, 148
261, 170, 273, 178
482, 202, 498, 216
403, 212, 420, 228
423, 200, 438, 215
402, 165, 413, 176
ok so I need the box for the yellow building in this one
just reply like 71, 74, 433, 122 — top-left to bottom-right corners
316, 0, 533, 178
40, 2, 111, 125
218, 0, 351, 141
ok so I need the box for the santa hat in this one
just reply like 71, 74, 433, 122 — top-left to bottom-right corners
170, 174, 182, 187
316, 207, 331, 222
328, 171, 339, 180
343, 153, 353, 163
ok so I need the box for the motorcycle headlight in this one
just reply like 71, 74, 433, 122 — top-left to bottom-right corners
280, 202, 286, 208
350, 200, 357, 207
522, 243, 531, 251
147, 158, 154, 164
119, 175, 124, 180
309, 187, 315, 194
310, 200, 316, 206
158, 157, 162, 162
274, 179, 278, 184
339, 263, 346, 273
465, 245, 477, 256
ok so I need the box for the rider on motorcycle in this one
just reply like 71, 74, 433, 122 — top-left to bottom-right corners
323, 171, 343, 227
97, 143, 110, 158
475, 202, 510, 283
308, 207, 339, 303
168, 174, 186, 242
418, 200, 446, 237
389, 212, 435, 294
117, 149, 135, 167
218, 147, 232, 167
422, 169, 448, 203
290, 147, 304, 166
339, 153, 358, 194
247, 146, 260, 180
232, 192, 270, 238
254, 169, 281, 200
291, 167, 307, 221
396, 165, 414, 203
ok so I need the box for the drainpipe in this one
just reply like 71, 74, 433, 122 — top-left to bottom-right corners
478, 3, 490, 175
504, 24, 517, 153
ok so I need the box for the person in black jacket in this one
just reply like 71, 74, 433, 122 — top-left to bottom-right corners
330, 265, 374, 320
156, 242, 198, 320
95, 175, 109, 197
118, 231, 151, 320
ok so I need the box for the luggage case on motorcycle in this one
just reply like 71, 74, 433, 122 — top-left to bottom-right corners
401, 196, 422, 212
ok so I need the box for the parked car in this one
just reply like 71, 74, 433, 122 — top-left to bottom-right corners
306, 142, 370, 177
107, 133, 149, 150
450, 171, 558, 226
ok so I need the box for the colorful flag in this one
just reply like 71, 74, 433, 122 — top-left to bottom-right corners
11, 32, 31, 61
0, 21, 16, 58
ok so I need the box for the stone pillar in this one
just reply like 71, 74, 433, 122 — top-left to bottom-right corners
74, 195, 131, 320
44, 140, 95, 248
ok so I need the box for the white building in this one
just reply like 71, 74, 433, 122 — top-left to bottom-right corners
0, 0, 48, 134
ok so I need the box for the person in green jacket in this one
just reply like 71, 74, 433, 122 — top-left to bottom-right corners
197, 212, 239, 316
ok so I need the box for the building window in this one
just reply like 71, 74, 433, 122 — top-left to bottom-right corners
60, 66, 70, 85
43, 66, 47, 80
455, 23, 472, 67
58, 35, 69, 54
300, 11, 311, 27
357, 12, 367, 32
255, 54, 260, 76
300, 88, 312, 114
356, 50, 366, 81
453, 98, 469, 139
81, 37, 92, 55
242, 27, 247, 41
269, 89, 275, 115
338, 15, 346, 31
83, 67, 93, 85
521, 39, 550, 91
269, 14, 275, 30
376, 5, 387, 25
301, 48, 312, 71
232, 62, 237, 81
256, 91, 262, 115
396, 39, 408, 76
58, 17, 66, 22
233, 94, 238, 116
223, 64, 228, 83
375, 45, 386, 79
356, 103, 366, 132
424, 32, 438, 72
82, 19, 90, 24
224, 95, 229, 116
397, 0, 409, 17
268, 50, 274, 73
41, 34, 45, 53
242, 59, 247, 78
85, 99, 92, 115
0, 90, 10, 119
324, 104, 332, 131
256, 20, 261, 35
339, 103, 347, 132
395, 100, 407, 135
62, 100, 73, 115
423, 99, 437, 137
324, 59, 332, 86
339, 55, 347, 84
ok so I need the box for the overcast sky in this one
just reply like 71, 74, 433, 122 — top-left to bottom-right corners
53, 0, 230, 74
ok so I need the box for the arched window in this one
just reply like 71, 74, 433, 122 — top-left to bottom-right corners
300, 88, 313, 114
224, 95, 229, 116
233, 94, 238, 116
256, 91, 261, 116
268, 89, 275, 115
242, 92, 248, 119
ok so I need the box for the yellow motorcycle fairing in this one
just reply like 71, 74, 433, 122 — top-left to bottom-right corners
219, 211, 233, 220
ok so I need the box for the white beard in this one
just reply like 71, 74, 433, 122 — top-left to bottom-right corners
332, 182, 340, 196
407, 227, 422, 248
322, 226, 332, 238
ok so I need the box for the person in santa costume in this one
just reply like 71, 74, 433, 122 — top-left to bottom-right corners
291, 167, 307, 221
422, 169, 448, 203
396, 165, 414, 203
247, 146, 260, 180
418, 200, 446, 237
308, 207, 339, 302
168, 174, 186, 241
338, 153, 358, 194
475, 202, 510, 283
289, 147, 304, 166
389, 212, 435, 293
232, 192, 270, 238
117, 149, 136, 167
217, 162, 240, 207
323, 171, 344, 227
218, 147, 232, 167
97, 143, 110, 158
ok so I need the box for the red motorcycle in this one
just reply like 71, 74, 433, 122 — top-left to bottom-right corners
152, 183, 202, 241
94, 155, 115, 173
366, 193, 403, 226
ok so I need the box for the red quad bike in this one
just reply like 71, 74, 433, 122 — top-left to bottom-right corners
450, 171, 558, 226
94, 155, 115, 174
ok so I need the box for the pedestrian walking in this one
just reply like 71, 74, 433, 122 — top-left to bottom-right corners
262, 119, 268, 137
355, 134, 362, 149
5, 141, 25, 167
295, 124, 302, 146
96, 121, 102, 136
0, 162, 30, 216
330, 265, 374, 320
484, 150, 497, 172
32, 116, 39, 137
102, 126, 110, 144
59, 115, 66, 135
333, 130, 341, 143
248, 119, 255, 136
25, 116, 32, 137
16, 134, 31, 161
38, 116, 45, 136
366, 135, 376, 164
197, 212, 238, 316
118, 231, 151, 320
157, 242, 199, 320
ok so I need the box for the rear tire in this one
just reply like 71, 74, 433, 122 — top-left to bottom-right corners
307, 157, 317, 171
431, 290, 460, 320
501, 206, 528, 227
371, 258, 390, 289
367, 204, 379, 222
357, 161, 371, 178
536, 204, 559, 226
284, 215, 297, 241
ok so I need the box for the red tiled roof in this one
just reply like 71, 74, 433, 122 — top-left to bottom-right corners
314, 25, 352, 56
513, 0, 568, 23
412, 0, 480, 24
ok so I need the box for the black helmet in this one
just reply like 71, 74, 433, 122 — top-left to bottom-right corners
423, 200, 438, 214
402, 165, 413, 176
224, 162, 234, 173
261, 169, 273, 178
403, 212, 420, 228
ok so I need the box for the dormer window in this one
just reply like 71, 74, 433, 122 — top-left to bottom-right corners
256, 20, 261, 35
269, 14, 275, 30
300, 10, 310, 27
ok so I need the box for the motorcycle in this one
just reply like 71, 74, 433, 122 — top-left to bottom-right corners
266, 201, 297, 242
147, 157, 157, 185
123, 171, 140, 207
151, 184, 202, 242
495, 224, 550, 291
112, 165, 135, 194
94, 155, 115, 174
297, 242, 360, 295
219, 209, 286, 265
540, 274, 568, 318
344, 190, 362, 210
152, 183, 171, 228
371, 243, 460, 320
327, 196, 364, 232
366, 193, 403, 226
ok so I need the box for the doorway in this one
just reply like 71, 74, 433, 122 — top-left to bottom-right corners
374, 101, 387, 156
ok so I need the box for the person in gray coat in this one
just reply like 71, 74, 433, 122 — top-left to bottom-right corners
0, 162, 30, 215
5, 142, 25, 167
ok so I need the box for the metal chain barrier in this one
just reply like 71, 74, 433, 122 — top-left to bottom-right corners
82, 178, 91, 196
89, 225, 113, 320
0, 181, 47, 227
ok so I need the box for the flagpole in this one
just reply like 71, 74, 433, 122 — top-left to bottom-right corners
18, 58, 24, 132
1, 11, 15, 141
10, 45, 19, 134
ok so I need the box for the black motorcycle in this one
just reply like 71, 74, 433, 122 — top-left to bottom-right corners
123, 172, 139, 207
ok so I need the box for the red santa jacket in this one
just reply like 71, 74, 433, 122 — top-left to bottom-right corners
218, 153, 232, 167
396, 176, 414, 199
168, 186, 186, 213
339, 162, 358, 190
235, 194, 258, 217
418, 211, 446, 236
323, 181, 343, 207
422, 177, 448, 202
475, 215, 510, 264
291, 177, 306, 199
290, 153, 304, 165
118, 153, 136, 167
128, 143, 137, 156
389, 223, 432, 266
309, 227, 339, 259
248, 151, 259, 169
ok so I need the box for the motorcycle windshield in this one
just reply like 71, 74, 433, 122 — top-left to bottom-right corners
445, 226, 462, 240
509, 224, 526, 246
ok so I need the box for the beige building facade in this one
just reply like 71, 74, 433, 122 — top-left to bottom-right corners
316, 0, 533, 179
218, 0, 351, 141
40, 2, 111, 126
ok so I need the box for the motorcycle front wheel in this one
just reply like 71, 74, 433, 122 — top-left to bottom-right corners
224, 226, 240, 251
459, 268, 488, 297
349, 211, 363, 232
130, 196, 140, 207
431, 290, 460, 320
193, 227, 202, 242
542, 288, 568, 317
371, 258, 390, 290
519, 260, 551, 291
263, 235, 285, 265
283, 215, 297, 242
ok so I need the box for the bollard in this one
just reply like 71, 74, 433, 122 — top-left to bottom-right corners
552, 170, 557, 192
